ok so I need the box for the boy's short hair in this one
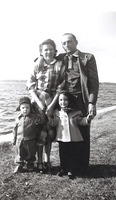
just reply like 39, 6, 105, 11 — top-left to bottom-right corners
39, 39, 57, 55
16, 96, 31, 111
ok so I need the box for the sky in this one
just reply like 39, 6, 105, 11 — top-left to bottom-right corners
0, 0, 116, 82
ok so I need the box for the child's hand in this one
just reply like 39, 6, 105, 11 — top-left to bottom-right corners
87, 114, 93, 123
46, 105, 53, 117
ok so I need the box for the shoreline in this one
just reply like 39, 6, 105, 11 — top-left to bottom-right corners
0, 105, 116, 144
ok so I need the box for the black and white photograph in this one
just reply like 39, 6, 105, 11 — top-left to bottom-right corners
0, 0, 116, 199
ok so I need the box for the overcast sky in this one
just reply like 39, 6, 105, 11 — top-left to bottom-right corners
0, 0, 116, 82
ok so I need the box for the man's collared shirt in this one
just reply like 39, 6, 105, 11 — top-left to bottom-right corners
65, 50, 81, 95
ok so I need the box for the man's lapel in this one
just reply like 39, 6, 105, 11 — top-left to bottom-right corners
78, 50, 88, 66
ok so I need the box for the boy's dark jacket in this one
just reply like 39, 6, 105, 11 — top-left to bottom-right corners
13, 113, 45, 144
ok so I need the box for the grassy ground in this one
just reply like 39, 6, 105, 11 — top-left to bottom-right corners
97, 82, 116, 109
0, 109, 116, 200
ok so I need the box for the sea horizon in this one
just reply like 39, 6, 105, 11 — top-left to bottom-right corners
0, 80, 116, 84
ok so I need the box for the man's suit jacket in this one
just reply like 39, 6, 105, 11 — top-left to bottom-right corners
57, 50, 99, 111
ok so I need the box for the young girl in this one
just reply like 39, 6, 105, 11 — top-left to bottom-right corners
27, 39, 66, 173
13, 96, 45, 173
48, 91, 92, 179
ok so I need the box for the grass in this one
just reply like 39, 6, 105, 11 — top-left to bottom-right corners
97, 82, 116, 109
0, 110, 116, 200
0, 82, 116, 200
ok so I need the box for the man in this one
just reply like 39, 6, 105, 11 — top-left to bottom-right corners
57, 33, 99, 176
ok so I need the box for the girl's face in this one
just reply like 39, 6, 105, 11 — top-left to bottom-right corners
20, 103, 30, 116
41, 44, 55, 63
59, 94, 69, 109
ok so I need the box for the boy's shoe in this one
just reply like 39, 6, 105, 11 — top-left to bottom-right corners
13, 165, 23, 174
37, 163, 43, 173
27, 163, 35, 172
68, 171, 75, 180
57, 169, 67, 177
43, 162, 52, 174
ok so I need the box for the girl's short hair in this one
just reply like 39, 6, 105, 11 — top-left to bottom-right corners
59, 91, 76, 109
39, 39, 57, 55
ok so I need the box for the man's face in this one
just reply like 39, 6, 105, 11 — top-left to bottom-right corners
61, 34, 77, 54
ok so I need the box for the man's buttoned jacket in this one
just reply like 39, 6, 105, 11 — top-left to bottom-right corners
57, 50, 99, 111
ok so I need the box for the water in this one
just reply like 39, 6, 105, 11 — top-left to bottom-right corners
0, 80, 29, 135
0, 81, 116, 136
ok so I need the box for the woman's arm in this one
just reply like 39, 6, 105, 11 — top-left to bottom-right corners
46, 92, 59, 116
12, 121, 18, 145
27, 58, 46, 112
46, 63, 66, 116
30, 89, 45, 112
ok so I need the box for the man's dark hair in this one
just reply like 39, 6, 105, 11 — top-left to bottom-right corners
62, 33, 77, 42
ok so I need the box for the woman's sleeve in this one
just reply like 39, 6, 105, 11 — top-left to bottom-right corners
56, 63, 66, 93
12, 118, 19, 144
26, 56, 44, 91
26, 64, 37, 91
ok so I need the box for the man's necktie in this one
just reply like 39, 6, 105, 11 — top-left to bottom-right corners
68, 55, 73, 69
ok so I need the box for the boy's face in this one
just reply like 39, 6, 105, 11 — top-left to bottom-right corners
41, 44, 55, 63
20, 103, 30, 116
59, 94, 69, 109
61, 34, 77, 54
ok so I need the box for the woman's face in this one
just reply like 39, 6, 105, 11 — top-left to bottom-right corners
41, 44, 55, 63
59, 94, 69, 109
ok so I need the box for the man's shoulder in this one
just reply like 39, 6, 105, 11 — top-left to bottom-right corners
57, 51, 94, 59
56, 53, 66, 60
78, 50, 94, 60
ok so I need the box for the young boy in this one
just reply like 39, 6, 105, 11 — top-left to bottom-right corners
27, 39, 66, 173
48, 91, 92, 179
13, 96, 45, 173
